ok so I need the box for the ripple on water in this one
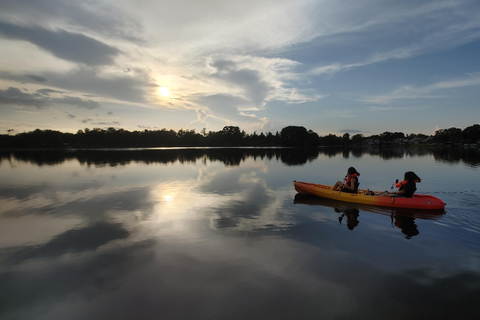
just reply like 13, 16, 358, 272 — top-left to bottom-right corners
434, 191, 480, 251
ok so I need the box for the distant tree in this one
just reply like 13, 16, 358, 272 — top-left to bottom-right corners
379, 131, 394, 144
319, 134, 342, 146
434, 127, 462, 144
406, 133, 428, 140
4, 122, 480, 149
307, 130, 320, 146
220, 126, 245, 145
462, 124, 480, 142
177, 129, 204, 146
351, 134, 364, 145
393, 132, 405, 140
280, 126, 309, 146
342, 133, 350, 146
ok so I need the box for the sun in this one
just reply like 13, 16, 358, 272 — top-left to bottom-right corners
159, 87, 170, 97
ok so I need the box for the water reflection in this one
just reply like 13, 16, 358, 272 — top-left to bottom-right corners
1, 148, 480, 319
337, 207, 360, 230
1, 145, 479, 167
3, 222, 130, 266
294, 193, 445, 238
0, 148, 322, 167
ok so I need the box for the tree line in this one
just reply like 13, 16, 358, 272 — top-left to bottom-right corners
1, 124, 479, 148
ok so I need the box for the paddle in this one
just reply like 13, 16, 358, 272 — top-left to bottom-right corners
390, 179, 399, 203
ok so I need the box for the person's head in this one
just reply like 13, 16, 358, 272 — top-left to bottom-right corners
404, 171, 421, 182
347, 167, 360, 176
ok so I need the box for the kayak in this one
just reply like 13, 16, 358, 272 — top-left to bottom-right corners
293, 181, 446, 210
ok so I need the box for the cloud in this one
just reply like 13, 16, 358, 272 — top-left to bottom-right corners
339, 129, 363, 134
188, 54, 324, 129
0, 87, 100, 110
195, 94, 254, 122
0, 0, 143, 43
0, 21, 121, 65
91, 121, 121, 126
25, 74, 47, 82
60, 96, 100, 109
0, 87, 47, 108
37, 88, 65, 95
182, 53, 325, 130
364, 72, 480, 105
44, 67, 152, 104
209, 58, 273, 108
308, 1, 480, 77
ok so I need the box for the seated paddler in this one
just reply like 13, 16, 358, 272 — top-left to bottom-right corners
383, 171, 421, 198
332, 167, 360, 193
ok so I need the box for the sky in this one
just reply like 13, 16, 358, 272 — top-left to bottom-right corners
0, 0, 479, 137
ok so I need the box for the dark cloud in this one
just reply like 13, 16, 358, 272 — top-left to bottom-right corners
0, 87, 100, 109
25, 74, 47, 82
0, 0, 144, 43
91, 121, 121, 126
37, 88, 65, 95
0, 87, 46, 108
60, 96, 100, 109
0, 68, 150, 104
45, 67, 151, 103
0, 21, 120, 65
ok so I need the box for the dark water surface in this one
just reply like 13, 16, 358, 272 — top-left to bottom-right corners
1, 147, 480, 320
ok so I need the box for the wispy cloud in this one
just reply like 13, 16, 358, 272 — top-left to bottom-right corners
364, 72, 480, 104
310, 1, 480, 76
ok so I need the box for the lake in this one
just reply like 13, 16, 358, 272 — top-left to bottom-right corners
1, 147, 480, 320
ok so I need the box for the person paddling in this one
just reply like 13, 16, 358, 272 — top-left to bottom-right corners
384, 171, 421, 198
332, 167, 360, 193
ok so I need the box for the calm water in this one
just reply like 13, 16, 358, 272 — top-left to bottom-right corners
1, 147, 480, 320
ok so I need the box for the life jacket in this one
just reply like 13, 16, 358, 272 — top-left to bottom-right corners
345, 173, 359, 187
395, 179, 420, 188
